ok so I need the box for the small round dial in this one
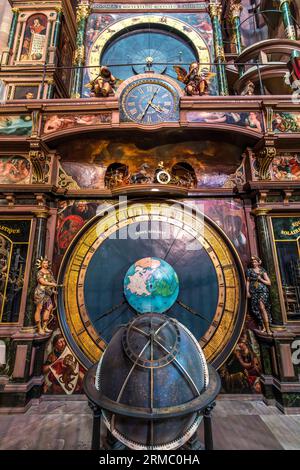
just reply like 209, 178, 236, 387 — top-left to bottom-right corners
121, 78, 179, 124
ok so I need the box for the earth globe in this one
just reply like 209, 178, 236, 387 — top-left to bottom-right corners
93, 313, 220, 450
124, 257, 179, 314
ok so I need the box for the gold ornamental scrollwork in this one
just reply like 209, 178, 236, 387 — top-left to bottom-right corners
29, 150, 48, 184
257, 146, 276, 180
57, 162, 80, 190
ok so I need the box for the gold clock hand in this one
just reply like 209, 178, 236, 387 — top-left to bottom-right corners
141, 88, 159, 120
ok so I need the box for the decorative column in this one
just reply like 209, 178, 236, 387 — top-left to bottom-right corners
53, 6, 63, 48
279, 0, 297, 40
209, 1, 229, 96
252, 208, 283, 325
7, 8, 18, 50
24, 206, 49, 328
229, 1, 243, 56
71, 2, 90, 98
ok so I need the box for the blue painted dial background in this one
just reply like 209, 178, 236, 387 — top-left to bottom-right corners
84, 222, 218, 343
101, 29, 197, 81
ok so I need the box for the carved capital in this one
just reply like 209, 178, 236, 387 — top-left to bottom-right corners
251, 208, 271, 217
34, 209, 49, 219
229, 1, 243, 21
11, 8, 19, 14
76, 4, 90, 23
209, 1, 222, 20
278, 0, 291, 7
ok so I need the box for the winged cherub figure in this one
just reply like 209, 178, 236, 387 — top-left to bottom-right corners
173, 62, 215, 96
86, 66, 116, 97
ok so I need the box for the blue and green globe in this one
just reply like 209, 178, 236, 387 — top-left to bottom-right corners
124, 257, 179, 314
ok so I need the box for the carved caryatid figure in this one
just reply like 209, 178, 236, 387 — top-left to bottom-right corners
34, 257, 57, 335
246, 256, 272, 335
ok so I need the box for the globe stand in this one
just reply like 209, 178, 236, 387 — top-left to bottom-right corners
84, 364, 220, 451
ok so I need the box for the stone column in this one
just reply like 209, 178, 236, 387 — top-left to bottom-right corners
209, 1, 229, 96
71, 2, 90, 98
24, 207, 49, 328
253, 208, 283, 325
279, 0, 297, 40
229, 1, 243, 56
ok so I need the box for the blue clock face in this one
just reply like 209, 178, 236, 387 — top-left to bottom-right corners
121, 79, 179, 124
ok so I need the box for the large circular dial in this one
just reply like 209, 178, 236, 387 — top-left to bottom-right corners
100, 28, 197, 79
121, 78, 179, 124
58, 201, 245, 370
87, 15, 211, 83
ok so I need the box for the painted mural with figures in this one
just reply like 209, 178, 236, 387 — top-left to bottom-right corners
271, 154, 300, 180
43, 113, 112, 135
272, 112, 300, 133
187, 111, 263, 133
0, 115, 32, 136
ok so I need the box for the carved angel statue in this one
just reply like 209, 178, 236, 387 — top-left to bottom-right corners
86, 66, 118, 97
173, 62, 215, 96
34, 256, 58, 335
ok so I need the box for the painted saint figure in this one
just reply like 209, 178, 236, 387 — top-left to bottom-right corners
34, 257, 57, 335
246, 256, 272, 335
21, 15, 47, 61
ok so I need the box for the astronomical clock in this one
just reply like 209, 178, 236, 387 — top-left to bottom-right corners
87, 14, 212, 123
58, 201, 245, 371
